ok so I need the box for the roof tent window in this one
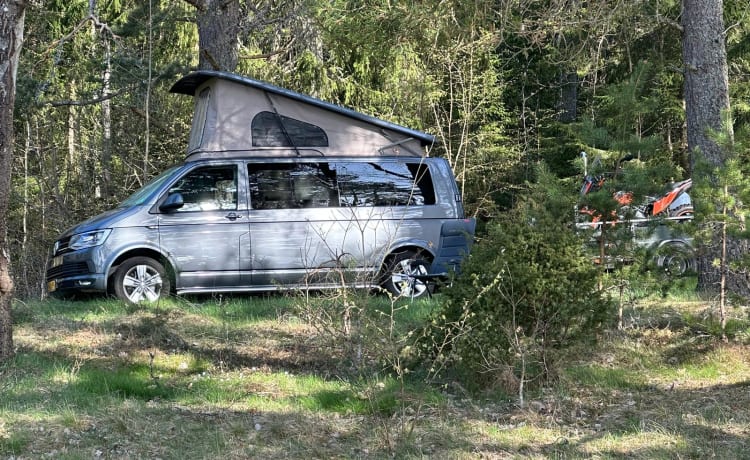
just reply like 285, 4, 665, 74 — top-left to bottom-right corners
251, 111, 329, 147
188, 88, 210, 151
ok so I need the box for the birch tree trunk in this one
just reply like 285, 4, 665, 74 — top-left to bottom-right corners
100, 37, 112, 199
0, 0, 27, 362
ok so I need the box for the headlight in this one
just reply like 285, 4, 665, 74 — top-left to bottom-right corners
68, 229, 112, 250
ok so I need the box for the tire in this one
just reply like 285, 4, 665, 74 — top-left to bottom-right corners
113, 256, 171, 304
669, 204, 694, 220
653, 242, 696, 277
382, 250, 432, 299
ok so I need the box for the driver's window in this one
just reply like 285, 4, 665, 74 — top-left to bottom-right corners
167, 165, 237, 212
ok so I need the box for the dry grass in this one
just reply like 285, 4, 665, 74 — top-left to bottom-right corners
1, 295, 749, 459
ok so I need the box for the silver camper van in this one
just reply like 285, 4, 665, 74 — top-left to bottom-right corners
46, 71, 475, 303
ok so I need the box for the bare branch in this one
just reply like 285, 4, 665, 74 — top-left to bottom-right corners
201, 49, 222, 70
656, 14, 683, 33
46, 89, 125, 107
182, 0, 206, 10
240, 36, 297, 60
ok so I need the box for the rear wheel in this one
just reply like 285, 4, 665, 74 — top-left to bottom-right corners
113, 257, 170, 304
382, 250, 432, 299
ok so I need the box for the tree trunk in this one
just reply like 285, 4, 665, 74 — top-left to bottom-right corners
100, 37, 112, 199
682, 0, 747, 294
185, 0, 241, 71
558, 71, 578, 123
682, 0, 730, 165
0, 0, 27, 362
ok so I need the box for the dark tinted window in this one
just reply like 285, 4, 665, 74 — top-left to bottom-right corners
251, 112, 329, 147
167, 165, 237, 212
335, 162, 435, 207
249, 163, 338, 209
248, 161, 435, 210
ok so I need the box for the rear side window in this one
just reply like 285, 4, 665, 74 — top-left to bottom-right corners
335, 162, 435, 207
247, 161, 435, 210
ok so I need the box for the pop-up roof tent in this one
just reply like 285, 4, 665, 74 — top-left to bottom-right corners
170, 70, 435, 159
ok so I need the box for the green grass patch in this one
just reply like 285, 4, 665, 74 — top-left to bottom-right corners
13, 297, 132, 324
297, 388, 369, 413
73, 364, 178, 400
565, 365, 648, 390
0, 432, 30, 456
4, 292, 750, 459
181, 293, 300, 323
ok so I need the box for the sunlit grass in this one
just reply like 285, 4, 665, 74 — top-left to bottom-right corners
583, 429, 691, 457
565, 365, 648, 391
4, 292, 750, 459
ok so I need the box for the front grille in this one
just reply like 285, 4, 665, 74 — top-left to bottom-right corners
53, 236, 72, 256
46, 262, 90, 281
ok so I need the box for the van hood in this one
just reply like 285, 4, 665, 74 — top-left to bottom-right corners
58, 206, 152, 239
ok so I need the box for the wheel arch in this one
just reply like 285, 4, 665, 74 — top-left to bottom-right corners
652, 238, 694, 252
106, 247, 176, 294
382, 242, 436, 267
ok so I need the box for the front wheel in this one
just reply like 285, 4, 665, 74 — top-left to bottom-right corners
112, 257, 171, 304
382, 251, 432, 299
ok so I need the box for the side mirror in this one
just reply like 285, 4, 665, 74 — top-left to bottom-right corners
159, 192, 184, 212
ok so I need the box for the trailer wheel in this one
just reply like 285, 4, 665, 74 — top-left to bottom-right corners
653, 242, 696, 277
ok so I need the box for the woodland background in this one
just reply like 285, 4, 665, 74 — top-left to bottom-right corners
6, 0, 750, 301
2, 4, 750, 457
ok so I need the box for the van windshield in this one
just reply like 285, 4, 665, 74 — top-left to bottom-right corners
119, 166, 181, 207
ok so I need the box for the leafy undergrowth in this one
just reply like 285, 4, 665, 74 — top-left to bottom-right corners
1, 293, 749, 459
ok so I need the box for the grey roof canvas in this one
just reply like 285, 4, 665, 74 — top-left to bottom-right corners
170, 70, 435, 158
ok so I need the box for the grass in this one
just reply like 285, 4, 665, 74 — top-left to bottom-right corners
2, 290, 750, 459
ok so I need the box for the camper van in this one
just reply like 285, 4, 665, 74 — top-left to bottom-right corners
46, 71, 475, 303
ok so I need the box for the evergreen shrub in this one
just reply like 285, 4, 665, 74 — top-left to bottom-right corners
426, 189, 613, 391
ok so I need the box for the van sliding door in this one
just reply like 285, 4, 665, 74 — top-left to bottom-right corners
247, 162, 354, 287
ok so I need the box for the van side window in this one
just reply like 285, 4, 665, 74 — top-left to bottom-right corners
336, 162, 436, 207
251, 112, 329, 147
249, 163, 338, 209
167, 165, 237, 211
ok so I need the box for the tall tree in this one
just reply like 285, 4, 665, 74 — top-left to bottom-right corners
682, 0, 747, 295
683, 0, 732, 165
183, 0, 241, 71
0, 0, 27, 361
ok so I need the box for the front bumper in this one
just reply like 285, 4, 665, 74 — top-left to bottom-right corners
46, 247, 108, 296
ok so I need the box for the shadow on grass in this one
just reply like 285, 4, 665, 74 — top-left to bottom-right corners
12, 296, 130, 325
0, 391, 471, 458
102, 311, 343, 376
538, 408, 750, 458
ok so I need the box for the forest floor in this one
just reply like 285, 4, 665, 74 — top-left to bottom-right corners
1, 293, 749, 459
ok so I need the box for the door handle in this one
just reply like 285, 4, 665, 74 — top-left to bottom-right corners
225, 212, 243, 221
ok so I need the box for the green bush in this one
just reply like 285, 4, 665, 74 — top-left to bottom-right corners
426, 188, 613, 392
